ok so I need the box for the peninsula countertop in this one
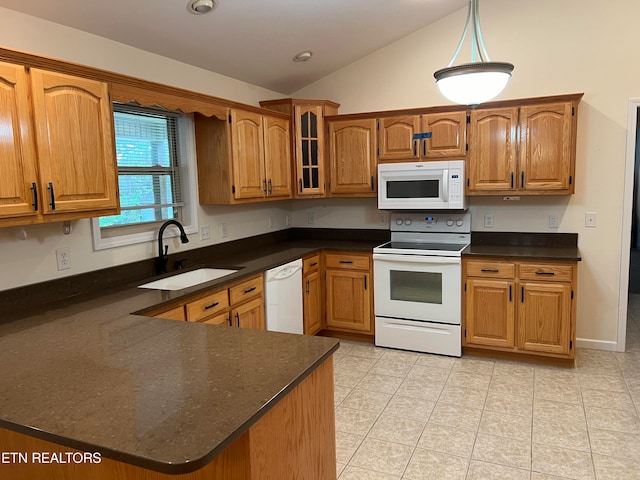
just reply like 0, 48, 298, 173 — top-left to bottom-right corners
0, 236, 385, 474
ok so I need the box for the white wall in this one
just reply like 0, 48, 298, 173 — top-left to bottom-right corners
0, 7, 291, 291
293, 0, 640, 349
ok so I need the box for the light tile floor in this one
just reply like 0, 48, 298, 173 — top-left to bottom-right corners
333, 294, 640, 480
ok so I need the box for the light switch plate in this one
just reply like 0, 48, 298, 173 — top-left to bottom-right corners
585, 212, 597, 228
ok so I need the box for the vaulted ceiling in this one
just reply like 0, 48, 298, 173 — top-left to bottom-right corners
0, 0, 467, 94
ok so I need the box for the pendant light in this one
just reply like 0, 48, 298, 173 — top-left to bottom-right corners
434, 0, 513, 106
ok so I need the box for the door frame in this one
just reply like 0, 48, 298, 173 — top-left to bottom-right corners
618, 99, 640, 352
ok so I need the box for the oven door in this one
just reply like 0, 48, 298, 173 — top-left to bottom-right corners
373, 253, 461, 325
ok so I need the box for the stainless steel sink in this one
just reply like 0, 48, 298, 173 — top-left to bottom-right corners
138, 268, 238, 291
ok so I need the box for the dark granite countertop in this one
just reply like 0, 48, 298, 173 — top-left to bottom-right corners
462, 232, 582, 261
0, 231, 382, 474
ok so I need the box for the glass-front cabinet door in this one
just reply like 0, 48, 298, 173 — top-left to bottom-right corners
295, 105, 325, 196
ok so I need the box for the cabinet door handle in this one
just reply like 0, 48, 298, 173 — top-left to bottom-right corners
364, 275, 367, 290
481, 268, 499, 273
521, 286, 524, 303
339, 260, 353, 264
204, 301, 219, 310
423, 138, 427, 156
371, 176, 374, 191
521, 171, 525, 186
48, 182, 56, 210
243, 286, 257, 294
310, 262, 318, 267
510, 172, 514, 188
235, 312, 240, 327
299, 179, 303, 193
262, 179, 267, 193
226, 315, 232, 326
268, 179, 272, 195
413, 140, 418, 157
509, 285, 512, 302
31, 182, 38, 211
306, 279, 310, 295
535, 271, 555, 276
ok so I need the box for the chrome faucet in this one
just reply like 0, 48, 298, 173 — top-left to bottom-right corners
157, 220, 189, 275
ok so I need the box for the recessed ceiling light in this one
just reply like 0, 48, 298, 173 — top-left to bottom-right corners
187, 0, 217, 15
293, 51, 313, 63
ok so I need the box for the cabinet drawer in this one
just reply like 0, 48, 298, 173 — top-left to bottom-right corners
303, 254, 321, 274
325, 253, 370, 270
186, 290, 229, 322
466, 260, 515, 278
519, 263, 573, 282
229, 274, 264, 305
201, 312, 231, 326
154, 305, 186, 321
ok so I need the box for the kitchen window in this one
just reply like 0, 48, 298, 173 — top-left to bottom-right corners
91, 104, 198, 250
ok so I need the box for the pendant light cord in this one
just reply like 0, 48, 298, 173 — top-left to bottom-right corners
447, 0, 492, 67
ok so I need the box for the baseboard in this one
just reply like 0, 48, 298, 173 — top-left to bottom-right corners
576, 338, 620, 352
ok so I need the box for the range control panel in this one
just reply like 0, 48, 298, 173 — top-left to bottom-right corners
390, 212, 471, 234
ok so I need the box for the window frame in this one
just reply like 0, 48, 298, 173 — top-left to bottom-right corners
91, 110, 199, 251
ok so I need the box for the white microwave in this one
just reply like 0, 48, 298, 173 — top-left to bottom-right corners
377, 160, 466, 210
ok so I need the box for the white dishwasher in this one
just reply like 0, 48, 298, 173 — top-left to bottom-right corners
265, 259, 303, 334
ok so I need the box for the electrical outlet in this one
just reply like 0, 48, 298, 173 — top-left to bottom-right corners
220, 223, 228, 238
585, 212, 597, 228
56, 247, 70, 271
200, 225, 210, 241
548, 215, 559, 229
378, 212, 389, 226
307, 212, 316, 225
484, 213, 494, 228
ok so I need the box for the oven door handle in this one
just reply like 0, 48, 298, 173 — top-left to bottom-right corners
373, 253, 461, 265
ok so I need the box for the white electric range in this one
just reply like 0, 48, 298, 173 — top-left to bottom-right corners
373, 212, 471, 357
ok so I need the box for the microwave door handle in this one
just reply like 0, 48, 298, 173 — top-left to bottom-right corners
441, 169, 449, 200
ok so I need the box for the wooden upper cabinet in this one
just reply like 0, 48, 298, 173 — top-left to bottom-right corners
519, 102, 574, 193
377, 111, 466, 162
468, 97, 579, 196
196, 109, 291, 204
260, 99, 339, 199
30, 69, 118, 215
231, 109, 266, 199
296, 105, 325, 196
263, 115, 292, 198
421, 111, 467, 159
327, 118, 377, 196
0, 62, 38, 219
468, 107, 518, 193
378, 116, 420, 161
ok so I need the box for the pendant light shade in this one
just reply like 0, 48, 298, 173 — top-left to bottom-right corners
434, 0, 513, 105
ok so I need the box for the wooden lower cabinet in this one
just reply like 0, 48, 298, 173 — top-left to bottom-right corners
142, 273, 265, 330
518, 281, 572, 355
324, 252, 373, 335
232, 296, 265, 330
463, 257, 576, 362
153, 305, 186, 321
465, 278, 515, 348
303, 270, 323, 335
